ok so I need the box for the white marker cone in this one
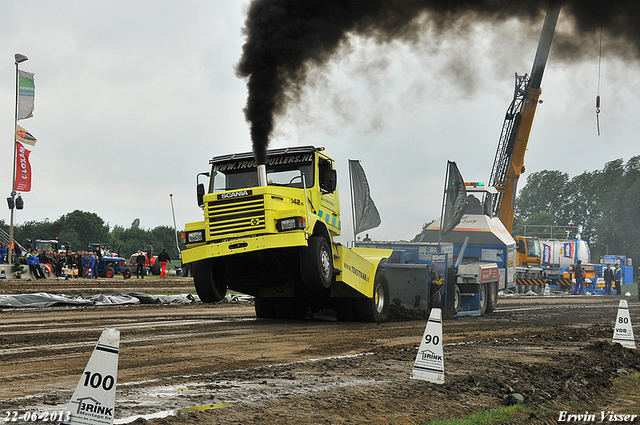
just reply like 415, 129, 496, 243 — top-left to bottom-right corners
62, 328, 120, 425
543, 283, 550, 296
612, 300, 636, 349
411, 308, 445, 384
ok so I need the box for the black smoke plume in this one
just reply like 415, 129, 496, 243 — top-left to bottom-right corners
236, 0, 640, 165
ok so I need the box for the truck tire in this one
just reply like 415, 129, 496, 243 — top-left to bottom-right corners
273, 298, 308, 320
479, 283, 488, 315
300, 237, 333, 291
357, 269, 390, 323
192, 259, 227, 303
122, 269, 131, 279
453, 285, 461, 316
105, 267, 115, 278
485, 281, 498, 313
255, 297, 275, 319
333, 298, 356, 322
151, 262, 161, 276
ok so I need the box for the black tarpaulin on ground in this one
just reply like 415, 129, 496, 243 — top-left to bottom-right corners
0, 292, 197, 308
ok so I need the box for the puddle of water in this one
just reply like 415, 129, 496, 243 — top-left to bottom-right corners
10, 352, 384, 423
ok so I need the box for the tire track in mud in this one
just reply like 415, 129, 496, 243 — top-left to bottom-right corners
1, 296, 638, 424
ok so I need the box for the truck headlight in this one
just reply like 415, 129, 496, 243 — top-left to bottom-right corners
277, 217, 306, 232
185, 230, 206, 243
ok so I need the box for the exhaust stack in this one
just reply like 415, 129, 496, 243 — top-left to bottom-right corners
257, 164, 268, 187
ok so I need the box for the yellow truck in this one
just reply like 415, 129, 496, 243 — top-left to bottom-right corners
182, 146, 399, 322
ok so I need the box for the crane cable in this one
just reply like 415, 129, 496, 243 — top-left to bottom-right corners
596, 25, 603, 136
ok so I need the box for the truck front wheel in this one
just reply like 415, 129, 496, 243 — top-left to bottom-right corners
192, 259, 227, 303
300, 237, 333, 291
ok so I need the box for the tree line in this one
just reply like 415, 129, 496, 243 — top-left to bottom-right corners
514, 156, 640, 263
0, 210, 182, 262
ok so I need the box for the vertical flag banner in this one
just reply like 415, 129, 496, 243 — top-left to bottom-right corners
14, 142, 32, 192
16, 124, 37, 146
563, 242, 574, 259
442, 161, 467, 236
349, 159, 381, 235
18, 70, 35, 120
542, 243, 551, 265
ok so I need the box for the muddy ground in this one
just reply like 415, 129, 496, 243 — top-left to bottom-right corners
1, 277, 639, 424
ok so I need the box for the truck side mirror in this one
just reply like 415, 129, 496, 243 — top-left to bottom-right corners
197, 183, 205, 208
324, 169, 337, 193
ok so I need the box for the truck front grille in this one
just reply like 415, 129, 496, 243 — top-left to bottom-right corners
206, 195, 266, 239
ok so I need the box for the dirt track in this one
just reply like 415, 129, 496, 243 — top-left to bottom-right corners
1, 278, 639, 424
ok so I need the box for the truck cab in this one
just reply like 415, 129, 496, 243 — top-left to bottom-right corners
515, 235, 542, 267
183, 146, 341, 299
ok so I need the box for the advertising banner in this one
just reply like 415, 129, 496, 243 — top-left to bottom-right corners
14, 142, 32, 192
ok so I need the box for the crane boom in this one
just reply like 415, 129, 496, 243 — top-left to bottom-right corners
489, 2, 561, 233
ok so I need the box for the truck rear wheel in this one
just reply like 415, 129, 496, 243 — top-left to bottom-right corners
192, 259, 227, 303
255, 297, 275, 318
357, 270, 390, 323
453, 285, 461, 316
300, 237, 333, 291
485, 282, 498, 313
333, 298, 356, 322
273, 298, 308, 320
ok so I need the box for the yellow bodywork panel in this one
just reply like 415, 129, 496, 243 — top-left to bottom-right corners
333, 245, 393, 297
182, 230, 307, 264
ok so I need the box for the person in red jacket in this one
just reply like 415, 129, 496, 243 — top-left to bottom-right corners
157, 249, 171, 277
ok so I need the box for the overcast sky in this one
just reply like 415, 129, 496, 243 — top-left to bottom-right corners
1, 1, 638, 245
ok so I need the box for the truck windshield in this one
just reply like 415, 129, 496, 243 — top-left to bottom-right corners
210, 153, 315, 192
527, 238, 541, 257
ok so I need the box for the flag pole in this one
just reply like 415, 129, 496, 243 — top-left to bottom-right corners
169, 194, 181, 261
8, 54, 28, 265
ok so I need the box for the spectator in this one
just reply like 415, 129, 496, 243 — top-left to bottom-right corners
0, 242, 7, 263
614, 263, 622, 295
82, 252, 90, 278
157, 249, 171, 278
77, 252, 84, 278
88, 253, 97, 279
603, 264, 614, 295
26, 250, 45, 279
573, 260, 584, 295
136, 253, 146, 279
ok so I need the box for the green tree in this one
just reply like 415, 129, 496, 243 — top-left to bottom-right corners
517, 212, 558, 238
55, 210, 109, 252
514, 170, 569, 222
